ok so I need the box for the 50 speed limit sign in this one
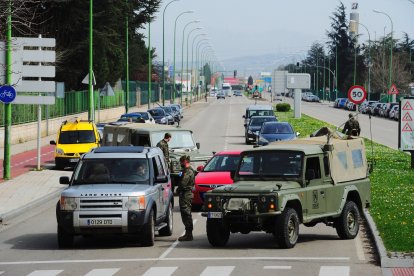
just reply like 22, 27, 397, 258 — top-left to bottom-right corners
347, 85, 367, 104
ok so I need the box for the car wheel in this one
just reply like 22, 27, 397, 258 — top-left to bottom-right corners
55, 159, 65, 170
159, 202, 173, 236
335, 201, 359, 239
141, 209, 155, 246
245, 136, 250, 145
207, 219, 230, 247
275, 207, 299, 249
57, 225, 74, 248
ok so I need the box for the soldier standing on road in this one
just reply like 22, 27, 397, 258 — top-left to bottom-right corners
342, 113, 361, 136
156, 133, 171, 164
177, 155, 195, 241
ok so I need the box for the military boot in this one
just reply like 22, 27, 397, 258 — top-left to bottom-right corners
178, 230, 193, 241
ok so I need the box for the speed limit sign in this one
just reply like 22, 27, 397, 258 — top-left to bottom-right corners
348, 85, 367, 104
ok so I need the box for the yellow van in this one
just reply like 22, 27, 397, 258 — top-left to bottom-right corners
50, 118, 100, 169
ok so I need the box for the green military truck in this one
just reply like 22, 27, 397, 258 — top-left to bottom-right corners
103, 123, 211, 191
202, 130, 371, 248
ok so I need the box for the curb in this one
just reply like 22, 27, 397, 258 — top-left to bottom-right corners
0, 187, 64, 224
364, 210, 414, 268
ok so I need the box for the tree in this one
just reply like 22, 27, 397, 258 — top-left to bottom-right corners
203, 63, 211, 89
248, 75, 253, 86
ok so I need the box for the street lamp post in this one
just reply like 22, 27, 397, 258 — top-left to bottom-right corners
196, 40, 209, 94
186, 27, 203, 104
125, 0, 129, 113
172, 11, 193, 104
88, 0, 94, 121
373, 9, 394, 102
351, 20, 371, 100
162, 0, 180, 106
148, 21, 151, 109
180, 20, 200, 106
191, 34, 207, 99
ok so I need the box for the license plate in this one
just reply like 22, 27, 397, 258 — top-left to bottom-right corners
69, 158, 78, 163
82, 219, 114, 226
208, 212, 223, 219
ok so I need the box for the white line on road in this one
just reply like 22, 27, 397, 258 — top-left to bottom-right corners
200, 266, 235, 276
159, 219, 198, 259
26, 270, 63, 276
84, 268, 120, 276
0, 256, 350, 266
354, 233, 366, 261
142, 267, 178, 276
263, 266, 292, 270
319, 266, 350, 276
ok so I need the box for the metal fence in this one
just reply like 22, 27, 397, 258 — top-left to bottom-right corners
0, 81, 168, 127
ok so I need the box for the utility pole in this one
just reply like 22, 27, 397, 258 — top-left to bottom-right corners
148, 21, 151, 109
88, 0, 94, 121
125, 0, 129, 113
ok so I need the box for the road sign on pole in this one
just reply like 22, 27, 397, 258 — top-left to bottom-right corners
0, 85, 16, 103
388, 83, 399, 95
399, 97, 414, 152
347, 85, 367, 104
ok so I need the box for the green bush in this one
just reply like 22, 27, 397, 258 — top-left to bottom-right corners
275, 103, 291, 112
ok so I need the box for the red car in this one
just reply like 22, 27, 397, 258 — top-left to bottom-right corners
192, 151, 242, 208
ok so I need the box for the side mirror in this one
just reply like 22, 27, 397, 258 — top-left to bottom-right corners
196, 142, 200, 149
59, 176, 70, 185
242, 115, 246, 119
50, 140, 56, 145
155, 175, 168, 183
243, 124, 247, 127
196, 165, 204, 172
305, 169, 316, 181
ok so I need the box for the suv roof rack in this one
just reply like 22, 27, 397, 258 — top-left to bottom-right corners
94, 146, 146, 154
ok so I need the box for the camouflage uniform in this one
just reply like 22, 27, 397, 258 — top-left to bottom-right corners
178, 166, 195, 233
156, 139, 170, 164
343, 117, 361, 136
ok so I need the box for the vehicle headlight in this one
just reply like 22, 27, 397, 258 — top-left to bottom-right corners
248, 130, 253, 134
161, 117, 167, 123
56, 148, 64, 155
125, 196, 146, 211
60, 197, 77, 211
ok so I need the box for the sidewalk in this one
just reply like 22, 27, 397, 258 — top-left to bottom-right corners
0, 98, 199, 223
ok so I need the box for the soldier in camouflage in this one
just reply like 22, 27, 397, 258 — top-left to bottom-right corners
156, 133, 171, 164
343, 113, 361, 136
177, 155, 195, 241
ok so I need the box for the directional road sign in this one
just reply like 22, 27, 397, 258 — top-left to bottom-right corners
0, 85, 16, 103
347, 85, 367, 105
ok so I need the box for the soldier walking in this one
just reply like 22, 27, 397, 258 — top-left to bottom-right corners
177, 155, 195, 241
156, 133, 171, 164
342, 113, 361, 136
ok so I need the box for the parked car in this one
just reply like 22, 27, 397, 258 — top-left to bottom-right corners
379, 104, 388, 117
148, 108, 172, 125
192, 151, 242, 209
346, 101, 356, 111
394, 107, 400, 121
302, 92, 313, 100
334, 98, 348, 108
245, 115, 278, 144
169, 104, 183, 118
257, 122, 298, 146
160, 106, 179, 123
372, 103, 385, 116
217, 91, 225, 99
118, 112, 155, 124
389, 105, 399, 120
383, 103, 398, 118
307, 95, 320, 102
361, 101, 378, 114
56, 146, 174, 248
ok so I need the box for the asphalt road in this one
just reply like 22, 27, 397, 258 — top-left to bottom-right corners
0, 95, 381, 276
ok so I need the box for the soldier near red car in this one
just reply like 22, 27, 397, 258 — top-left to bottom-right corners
177, 155, 195, 241
342, 113, 361, 136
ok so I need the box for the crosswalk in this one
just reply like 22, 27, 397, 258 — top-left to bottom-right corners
0, 265, 352, 276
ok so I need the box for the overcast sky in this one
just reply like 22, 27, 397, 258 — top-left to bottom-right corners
141, 0, 414, 72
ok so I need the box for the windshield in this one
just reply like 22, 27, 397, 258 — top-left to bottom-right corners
250, 117, 276, 126
238, 151, 303, 178
72, 159, 150, 185
151, 130, 195, 149
203, 155, 240, 172
162, 107, 173, 114
119, 115, 142, 122
247, 110, 273, 117
58, 130, 96, 144
261, 123, 293, 134
149, 109, 165, 116
137, 112, 149, 120
222, 86, 231, 90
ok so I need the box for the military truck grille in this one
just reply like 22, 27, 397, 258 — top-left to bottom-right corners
79, 198, 124, 210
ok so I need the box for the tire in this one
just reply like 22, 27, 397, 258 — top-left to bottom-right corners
335, 201, 360, 239
57, 225, 73, 248
245, 136, 250, 145
141, 209, 155, 246
159, 203, 173, 236
276, 208, 299, 249
55, 159, 65, 170
206, 219, 230, 247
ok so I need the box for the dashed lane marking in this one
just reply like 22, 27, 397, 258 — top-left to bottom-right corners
319, 266, 350, 276
200, 266, 235, 276
142, 267, 178, 276
26, 270, 63, 276
263, 266, 292, 270
84, 268, 120, 276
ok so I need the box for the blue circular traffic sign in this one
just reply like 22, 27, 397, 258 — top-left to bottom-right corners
0, 85, 16, 103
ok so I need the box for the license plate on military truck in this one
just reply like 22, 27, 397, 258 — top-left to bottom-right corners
207, 212, 223, 218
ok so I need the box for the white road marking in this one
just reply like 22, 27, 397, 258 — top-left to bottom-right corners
142, 267, 178, 276
159, 219, 198, 259
26, 270, 63, 276
200, 266, 235, 276
319, 266, 350, 276
354, 233, 366, 261
84, 268, 120, 276
0, 257, 349, 265
263, 266, 292, 270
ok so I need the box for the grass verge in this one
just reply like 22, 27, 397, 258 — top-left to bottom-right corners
275, 110, 414, 252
